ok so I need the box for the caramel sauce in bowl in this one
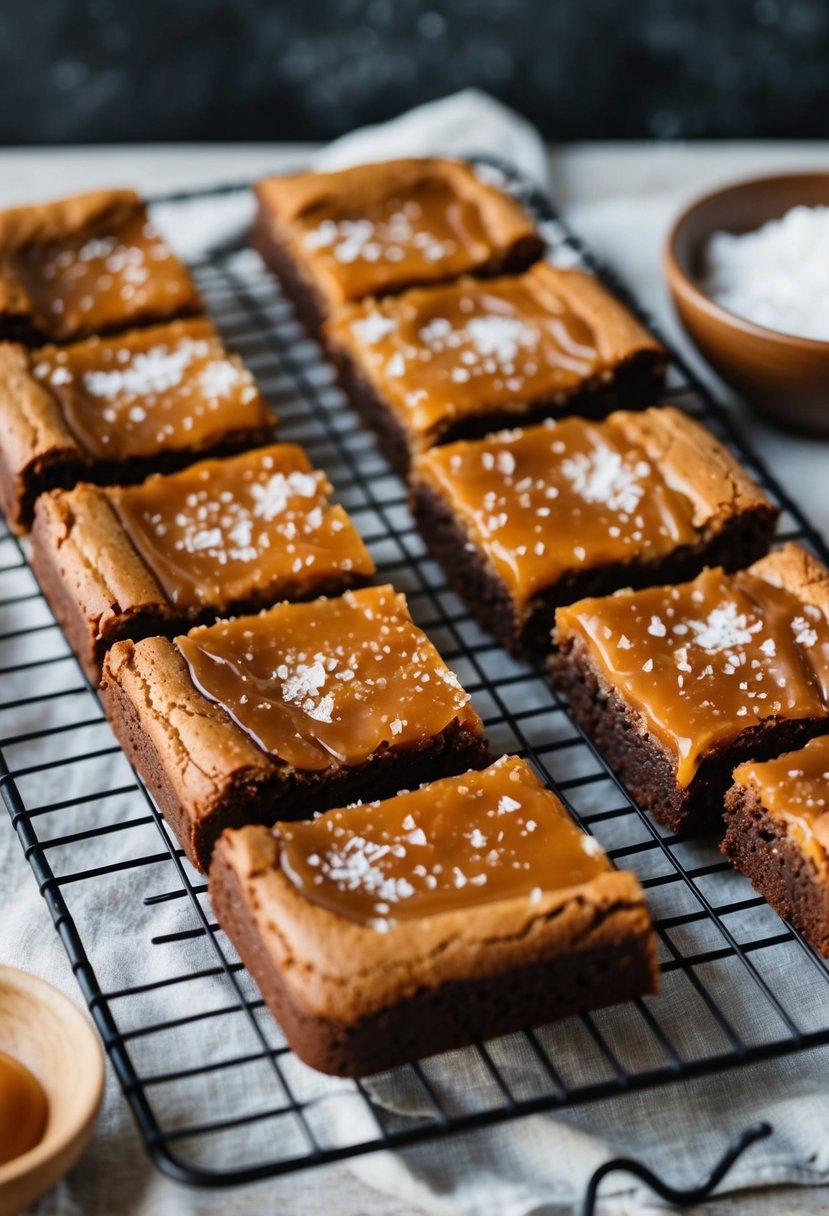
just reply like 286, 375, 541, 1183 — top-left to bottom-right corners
0, 1051, 47, 1167
0, 966, 104, 1216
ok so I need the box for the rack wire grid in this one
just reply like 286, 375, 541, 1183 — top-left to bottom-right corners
3, 164, 829, 1189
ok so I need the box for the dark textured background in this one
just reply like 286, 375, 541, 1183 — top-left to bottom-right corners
1, 0, 826, 144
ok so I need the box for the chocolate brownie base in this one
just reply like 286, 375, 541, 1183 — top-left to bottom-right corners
0, 424, 276, 534
0, 297, 202, 348
0, 299, 204, 346
100, 654, 490, 871
251, 209, 333, 336
0, 317, 60, 347
410, 478, 778, 656
328, 341, 668, 478
722, 783, 829, 955
0, 310, 203, 349
209, 844, 658, 1076
251, 208, 544, 338
550, 634, 829, 834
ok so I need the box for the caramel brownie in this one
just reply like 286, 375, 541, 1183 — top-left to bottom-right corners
252, 158, 543, 331
100, 585, 488, 869
0, 317, 275, 530
552, 544, 829, 834
0, 189, 200, 344
724, 735, 829, 954
209, 755, 658, 1076
31, 445, 375, 683
411, 407, 777, 653
324, 262, 667, 474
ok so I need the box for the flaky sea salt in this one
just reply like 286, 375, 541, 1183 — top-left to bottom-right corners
702, 205, 829, 341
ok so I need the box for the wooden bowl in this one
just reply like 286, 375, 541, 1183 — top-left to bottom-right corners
664, 171, 829, 435
0, 966, 104, 1216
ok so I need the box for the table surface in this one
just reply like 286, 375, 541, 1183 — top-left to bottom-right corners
2, 140, 829, 1216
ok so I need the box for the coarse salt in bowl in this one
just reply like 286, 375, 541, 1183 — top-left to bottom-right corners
702, 205, 829, 342
664, 171, 829, 436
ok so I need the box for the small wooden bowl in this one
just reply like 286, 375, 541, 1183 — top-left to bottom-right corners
664, 171, 829, 435
0, 966, 104, 1216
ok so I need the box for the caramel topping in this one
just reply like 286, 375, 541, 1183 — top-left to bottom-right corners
328, 263, 651, 446
417, 414, 700, 609
296, 178, 496, 304
111, 445, 375, 610
278, 755, 609, 927
0, 1050, 48, 1166
176, 585, 481, 771
558, 566, 829, 787
10, 207, 195, 341
31, 317, 272, 460
733, 735, 829, 869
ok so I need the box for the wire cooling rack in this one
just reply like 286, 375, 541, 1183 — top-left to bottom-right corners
4, 164, 829, 1189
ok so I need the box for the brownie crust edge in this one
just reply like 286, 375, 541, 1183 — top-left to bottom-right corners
209, 838, 659, 1077
723, 782, 829, 955
100, 637, 490, 871
327, 339, 667, 478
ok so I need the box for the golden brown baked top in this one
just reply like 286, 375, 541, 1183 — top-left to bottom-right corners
413, 407, 771, 610
733, 735, 829, 870
326, 263, 665, 448
110, 444, 375, 610
277, 755, 610, 928
255, 158, 541, 307
28, 317, 272, 460
556, 545, 829, 786
176, 584, 482, 772
0, 189, 200, 341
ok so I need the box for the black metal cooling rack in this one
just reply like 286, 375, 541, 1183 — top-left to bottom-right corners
3, 163, 829, 1189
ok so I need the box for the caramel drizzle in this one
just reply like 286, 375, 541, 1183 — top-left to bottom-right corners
297, 178, 494, 302
11, 208, 193, 339
419, 417, 700, 607
112, 445, 373, 609
176, 585, 479, 771
339, 274, 600, 439
32, 319, 269, 459
278, 755, 609, 926
558, 567, 829, 786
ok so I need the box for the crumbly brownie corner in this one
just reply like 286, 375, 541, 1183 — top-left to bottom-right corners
723, 782, 829, 955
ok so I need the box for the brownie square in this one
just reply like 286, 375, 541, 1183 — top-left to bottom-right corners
252, 157, 544, 331
31, 444, 376, 683
0, 317, 276, 530
325, 263, 667, 475
0, 189, 200, 343
411, 407, 778, 654
209, 755, 658, 1076
723, 735, 829, 954
551, 544, 829, 834
100, 585, 489, 870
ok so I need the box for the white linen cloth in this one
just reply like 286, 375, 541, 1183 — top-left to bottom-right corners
3, 91, 829, 1216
